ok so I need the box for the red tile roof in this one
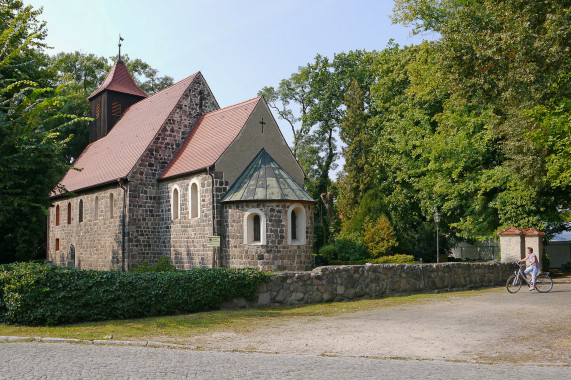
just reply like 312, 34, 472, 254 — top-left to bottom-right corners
160, 97, 261, 179
523, 228, 545, 236
54, 73, 199, 195
88, 60, 148, 100
497, 227, 523, 236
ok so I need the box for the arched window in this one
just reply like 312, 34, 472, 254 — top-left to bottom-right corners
78, 199, 84, 223
67, 203, 72, 224
189, 179, 200, 219
109, 193, 114, 219
291, 210, 297, 240
94, 196, 99, 220
55, 205, 60, 226
253, 215, 261, 242
244, 209, 266, 245
171, 186, 180, 220
287, 204, 306, 245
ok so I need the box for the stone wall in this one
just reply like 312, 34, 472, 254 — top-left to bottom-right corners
224, 262, 513, 308
158, 171, 228, 269
222, 201, 314, 271
47, 185, 123, 270
125, 73, 219, 267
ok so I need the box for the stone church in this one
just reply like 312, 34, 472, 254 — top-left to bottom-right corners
47, 60, 314, 271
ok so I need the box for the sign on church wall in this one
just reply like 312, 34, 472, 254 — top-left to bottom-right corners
207, 236, 220, 247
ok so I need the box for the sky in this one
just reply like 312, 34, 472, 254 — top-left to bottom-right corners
27, 0, 430, 175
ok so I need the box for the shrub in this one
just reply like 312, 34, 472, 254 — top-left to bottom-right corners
363, 215, 398, 258
329, 254, 415, 265
0, 263, 268, 326
335, 232, 368, 261
542, 252, 550, 269
131, 257, 177, 273
369, 254, 415, 264
318, 245, 338, 261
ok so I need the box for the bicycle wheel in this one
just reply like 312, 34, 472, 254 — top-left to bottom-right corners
506, 274, 521, 293
535, 274, 553, 293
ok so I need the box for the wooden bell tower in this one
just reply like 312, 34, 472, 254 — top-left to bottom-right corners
87, 38, 147, 143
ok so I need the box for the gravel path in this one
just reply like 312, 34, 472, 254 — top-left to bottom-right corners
180, 276, 571, 366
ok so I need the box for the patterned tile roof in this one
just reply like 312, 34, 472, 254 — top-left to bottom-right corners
160, 97, 261, 179
522, 228, 545, 236
88, 60, 148, 100
497, 227, 523, 236
54, 73, 198, 195
222, 149, 314, 203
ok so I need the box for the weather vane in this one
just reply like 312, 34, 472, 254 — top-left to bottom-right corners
118, 34, 124, 61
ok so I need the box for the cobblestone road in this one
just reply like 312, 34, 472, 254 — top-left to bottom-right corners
0, 342, 568, 379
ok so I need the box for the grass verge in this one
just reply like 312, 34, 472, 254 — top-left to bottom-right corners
0, 287, 500, 344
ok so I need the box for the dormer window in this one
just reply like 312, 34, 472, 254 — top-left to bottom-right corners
111, 102, 122, 116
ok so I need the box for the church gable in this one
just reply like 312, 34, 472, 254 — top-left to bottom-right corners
127, 72, 219, 183
159, 97, 260, 180
214, 98, 305, 188
53, 72, 218, 196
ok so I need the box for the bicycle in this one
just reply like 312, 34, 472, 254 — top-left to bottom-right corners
506, 262, 553, 293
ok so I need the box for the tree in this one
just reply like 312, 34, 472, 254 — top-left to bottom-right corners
391, 0, 571, 236
260, 51, 379, 248
258, 68, 311, 160
337, 79, 374, 226
363, 215, 398, 258
0, 0, 87, 263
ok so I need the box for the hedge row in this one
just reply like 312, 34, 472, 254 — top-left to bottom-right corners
328, 254, 416, 266
0, 263, 268, 326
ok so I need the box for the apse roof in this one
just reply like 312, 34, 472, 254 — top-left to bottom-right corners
88, 60, 148, 100
222, 149, 314, 203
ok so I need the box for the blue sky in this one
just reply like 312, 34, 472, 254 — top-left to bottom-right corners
28, 0, 429, 172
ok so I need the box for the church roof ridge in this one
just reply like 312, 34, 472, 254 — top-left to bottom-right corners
88, 60, 148, 100
159, 97, 261, 180
202, 96, 262, 117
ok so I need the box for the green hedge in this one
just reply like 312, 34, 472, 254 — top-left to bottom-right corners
329, 254, 416, 266
0, 263, 268, 326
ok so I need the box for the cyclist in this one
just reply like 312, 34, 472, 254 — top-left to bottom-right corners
517, 247, 539, 291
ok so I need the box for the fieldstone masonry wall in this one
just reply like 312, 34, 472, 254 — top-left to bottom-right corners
158, 172, 229, 269
47, 185, 123, 270
222, 201, 313, 271
125, 74, 219, 267
224, 263, 513, 308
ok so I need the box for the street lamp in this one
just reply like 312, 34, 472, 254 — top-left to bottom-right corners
433, 209, 441, 263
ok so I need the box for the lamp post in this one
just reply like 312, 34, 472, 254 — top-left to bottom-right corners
433, 209, 441, 263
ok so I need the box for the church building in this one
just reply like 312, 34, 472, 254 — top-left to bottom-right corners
47, 59, 314, 271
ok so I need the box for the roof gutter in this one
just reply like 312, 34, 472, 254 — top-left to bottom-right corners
49, 178, 127, 200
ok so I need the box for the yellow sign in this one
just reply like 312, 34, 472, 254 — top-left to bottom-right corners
207, 236, 220, 247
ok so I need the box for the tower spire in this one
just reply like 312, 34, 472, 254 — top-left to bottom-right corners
118, 34, 124, 62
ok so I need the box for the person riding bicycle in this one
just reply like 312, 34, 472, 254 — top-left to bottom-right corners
517, 247, 539, 291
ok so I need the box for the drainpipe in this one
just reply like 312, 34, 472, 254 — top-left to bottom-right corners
118, 179, 128, 271
46, 212, 50, 261
207, 166, 217, 268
